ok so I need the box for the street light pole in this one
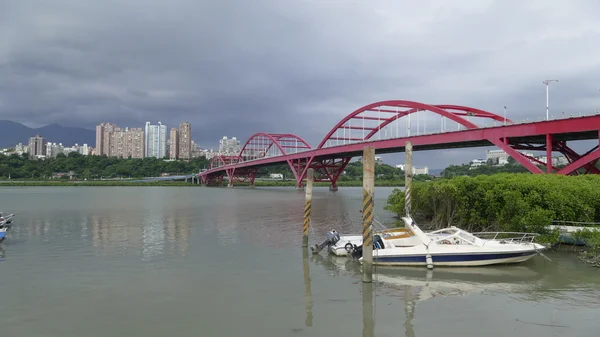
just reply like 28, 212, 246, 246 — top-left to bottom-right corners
503, 106, 507, 125
543, 79, 558, 120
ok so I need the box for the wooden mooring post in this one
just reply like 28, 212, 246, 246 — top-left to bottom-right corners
302, 248, 313, 327
405, 141, 413, 218
303, 168, 314, 247
362, 282, 375, 337
362, 146, 375, 283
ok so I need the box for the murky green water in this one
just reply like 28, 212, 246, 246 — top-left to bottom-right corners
0, 186, 598, 337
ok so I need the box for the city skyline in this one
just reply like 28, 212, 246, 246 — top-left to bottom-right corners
2, 1, 599, 168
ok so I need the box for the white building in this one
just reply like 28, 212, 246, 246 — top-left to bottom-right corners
485, 149, 535, 165
470, 159, 486, 169
46, 142, 65, 158
145, 122, 168, 158
395, 164, 429, 175
14, 143, 28, 155
79, 144, 90, 155
537, 155, 569, 166
218, 136, 241, 155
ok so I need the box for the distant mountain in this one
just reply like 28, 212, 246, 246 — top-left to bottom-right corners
0, 120, 95, 148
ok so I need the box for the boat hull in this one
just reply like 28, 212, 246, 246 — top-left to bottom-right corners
0, 229, 6, 241
369, 250, 539, 267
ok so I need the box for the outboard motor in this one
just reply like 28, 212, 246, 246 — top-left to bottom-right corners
350, 244, 362, 258
311, 230, 341, 254
349, 234, 385, 259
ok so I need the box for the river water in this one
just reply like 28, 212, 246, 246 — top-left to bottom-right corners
0, 186, 598, 337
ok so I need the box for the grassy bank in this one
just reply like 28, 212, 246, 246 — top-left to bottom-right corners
0, 180, 199, 187
384, 174, 600, 258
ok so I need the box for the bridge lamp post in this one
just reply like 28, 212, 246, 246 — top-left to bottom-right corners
503, 106, 507, 125
543, 79, 558, 120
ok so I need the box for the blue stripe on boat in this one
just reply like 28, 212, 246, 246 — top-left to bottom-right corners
374, 251, 536, 263
0, 231, 5, 240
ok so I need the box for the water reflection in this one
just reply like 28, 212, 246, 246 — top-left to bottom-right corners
362, 282, 375, 337
315, 254, 546, 300
142, 210, 166, 259
5, 209, 192, 260
312, 252, 600, 336
302, 248, 313, 327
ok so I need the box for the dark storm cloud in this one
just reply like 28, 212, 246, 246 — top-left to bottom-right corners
1, 0, 600, 167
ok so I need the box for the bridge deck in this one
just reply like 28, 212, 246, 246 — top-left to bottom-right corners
205, 114, 600, 171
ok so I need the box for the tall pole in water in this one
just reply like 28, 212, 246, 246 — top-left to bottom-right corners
362, 146, 375, 283
303, 168, 314, 247
405, 142, 413, 218
362, 282, 375, 337
302, 248, 313, 327
543, 79, 558, 120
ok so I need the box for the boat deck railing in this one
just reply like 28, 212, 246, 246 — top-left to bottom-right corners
471, 232, 540, 244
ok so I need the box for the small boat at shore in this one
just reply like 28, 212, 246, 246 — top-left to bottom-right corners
310, 218, 422, 256
0, 213, 15, 241
356, 217, 546, 267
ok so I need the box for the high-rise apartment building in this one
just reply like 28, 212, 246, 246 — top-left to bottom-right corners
95, 122, 119, 156
178, 121, 192, 160
145, 122, 167, 159
125, 128, 145, 158
169, 128, 179, 160
109, 127, 144, 158
28, 134, 47, 159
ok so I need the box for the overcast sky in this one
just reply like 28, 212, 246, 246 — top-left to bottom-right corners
1, 0, 599, 168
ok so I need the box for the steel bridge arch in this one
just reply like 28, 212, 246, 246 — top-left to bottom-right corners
316, 99, 541, 173
237, 132, 312, 162
209, 155, 240, 170
317, 100, 510, 149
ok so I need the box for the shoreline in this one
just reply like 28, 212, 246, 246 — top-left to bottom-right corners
0, 179, 405, 187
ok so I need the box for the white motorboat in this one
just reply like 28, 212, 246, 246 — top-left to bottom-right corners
357, 217, 546, 267
327, 227, 420, 256
310, 218, 422, 256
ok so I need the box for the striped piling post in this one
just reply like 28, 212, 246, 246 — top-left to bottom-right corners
362, 146, 375, 283
404, 141, 413, 218
303, 168, 314, 247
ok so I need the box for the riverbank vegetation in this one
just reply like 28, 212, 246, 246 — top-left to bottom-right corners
255, 161, 433, 182
0, 180, 200, 187
572, 229, 600, 267
385, 173, 600, 246
0, 152, 209, 179
440, 161, 530, 177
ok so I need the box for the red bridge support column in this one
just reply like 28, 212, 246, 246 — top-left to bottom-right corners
311, 157, 351, 192
226, 168, 235, 188
287, 156, 315, 189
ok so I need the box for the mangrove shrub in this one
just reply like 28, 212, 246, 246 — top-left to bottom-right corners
385, 173, 600, 233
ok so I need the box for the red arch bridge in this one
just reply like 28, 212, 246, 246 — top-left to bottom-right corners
199, 100, 600, 190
